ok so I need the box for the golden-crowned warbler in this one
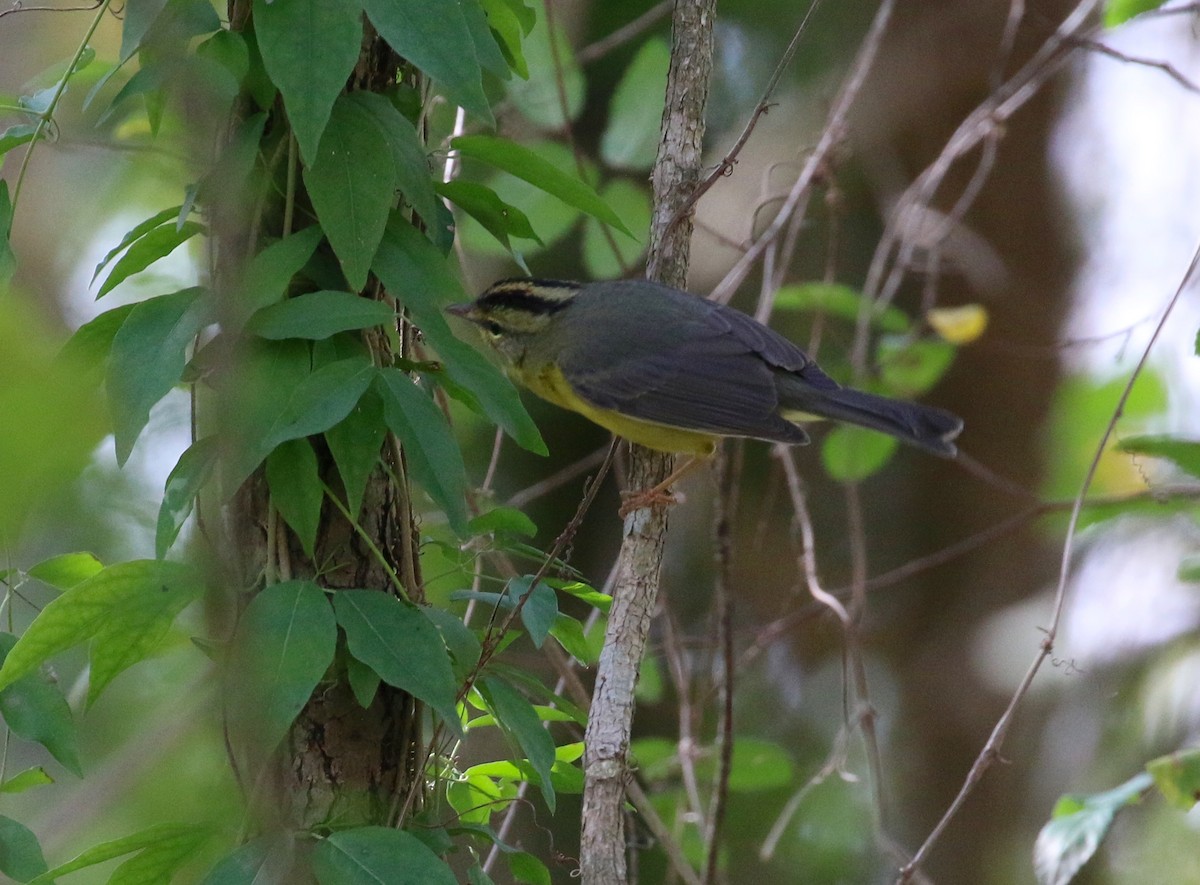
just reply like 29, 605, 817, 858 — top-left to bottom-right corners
447, 278, 963, 508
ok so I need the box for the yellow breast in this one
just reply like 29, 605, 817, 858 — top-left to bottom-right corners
514, 363, 718, 456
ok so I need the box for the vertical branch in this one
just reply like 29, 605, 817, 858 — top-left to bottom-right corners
580, 1, 717, 882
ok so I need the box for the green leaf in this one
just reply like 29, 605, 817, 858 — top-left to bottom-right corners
773, 282, 910, 333
422, 605, 481, 679
1034, 772, 1152, 885
363, 0, 493, 123
373, 216, 546, 454
1118, 435, 1200, 479
0, 767, 54, 793
332, 591, 459, 727
0, 304, 108, 541
266, 439, 324, 558
480, 0, 529, 78
447, 774, 508, 825
27, 552, 103, 589
506, 576, 556, 649
95, 220, 204, 299
325, 388, 386, 520
582, 179, 649, 278
0, 183, 15, 284
695, 737, 794, 793
453, 135, 631, 235
247, 290, 395, 341
1147, 748, 1200, 810
468, 507, 537, 538
0, 560, 204, 704
461, 0, 511, 78
478, 676, 556, 812
345, 93, 439, 233
107, 286, 209, 465
156, 436, 219, 558
264, 356, 377, 454
0, 633, 82, 776
436, 180, 541, 252
507, 16, 582, 128
1104, 0, 1167, 27
199, 836, 297, 885
345, 653, 381, 708
226, 581, 336, 755
312, 827, 457, 885
459, 141, 584, 257
508, 851, 550, 885
375, 368, 470, 535
59, 301, 134, 377
1178, 556, 1200, 583
304, 95, 397, 290
547, 613, 594, 665
234, 225, 326, 322
876, 336, 956, 397
218, 340, 311, 492
821, 424, 899, 482
121, 0, 169, 60
0, 815, 48, 882
252, 0, 362, 164
31, 822, 213, 885
600, 38, 669, 170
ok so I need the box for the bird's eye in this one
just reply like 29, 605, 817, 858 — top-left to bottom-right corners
483, 320, 503, 336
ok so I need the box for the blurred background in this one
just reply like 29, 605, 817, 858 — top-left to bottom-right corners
2, 0, 1199, 882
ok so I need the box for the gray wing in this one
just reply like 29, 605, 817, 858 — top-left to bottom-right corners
558, 286, 829, 444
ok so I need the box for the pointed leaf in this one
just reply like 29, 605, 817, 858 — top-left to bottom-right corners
304, 94, 396, 290
0, 633, 81, 776
0, 561, 204, 704
234, 224, 326, 321
325, 388, 386, 520
32, 823, 212, 884
246, 290, 395, 340
452, 135, 630, 235
312, 827, 457, 885
348, 93, 439, 233
253, 0, 362, 164
156, 436, 219, 558
363, 0, 493, 122
374, 368, 469, 535
478, 676, 555, 811
1, 767, 54, 793
27, 552, 103, 589
373, 217, 545, 454
107, 286, 209, 465
507, 16, 582, 128
95, 221, 204, 299
266, 438, 324, 558
264, 356, 376, 449
332, 591, 458, 728
0, 815, 48, 883
226, 580, 336, 755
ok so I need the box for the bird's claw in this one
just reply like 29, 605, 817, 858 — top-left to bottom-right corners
618, 487, 683, 519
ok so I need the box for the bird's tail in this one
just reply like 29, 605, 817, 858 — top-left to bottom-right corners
778, 381, 963, 457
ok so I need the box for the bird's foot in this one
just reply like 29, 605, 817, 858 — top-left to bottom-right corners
618, 486, 683, 519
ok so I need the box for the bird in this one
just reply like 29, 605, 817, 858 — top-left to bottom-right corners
447, 277, 963, 514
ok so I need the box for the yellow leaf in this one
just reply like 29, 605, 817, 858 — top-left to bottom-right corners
928, 304, 988, 344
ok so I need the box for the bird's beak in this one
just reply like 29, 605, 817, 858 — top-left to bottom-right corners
444, 303, 473, 319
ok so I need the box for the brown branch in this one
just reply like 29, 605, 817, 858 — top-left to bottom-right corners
1067, 33, 1200, 92
580, 2, 716, 882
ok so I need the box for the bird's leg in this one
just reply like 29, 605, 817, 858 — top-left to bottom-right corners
618, 455, 708, 518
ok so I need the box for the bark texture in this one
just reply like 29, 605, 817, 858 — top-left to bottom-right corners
580, 2, 717, 881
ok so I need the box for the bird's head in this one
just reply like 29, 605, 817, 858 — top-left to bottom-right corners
446, 278, 582, 365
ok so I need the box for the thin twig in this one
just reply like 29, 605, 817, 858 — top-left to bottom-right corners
577, 1, 673, 65
898, 237, 1200, 882
664, 0, 824, 240
1066, 33, 1200, 92
710, 0, 897, 304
